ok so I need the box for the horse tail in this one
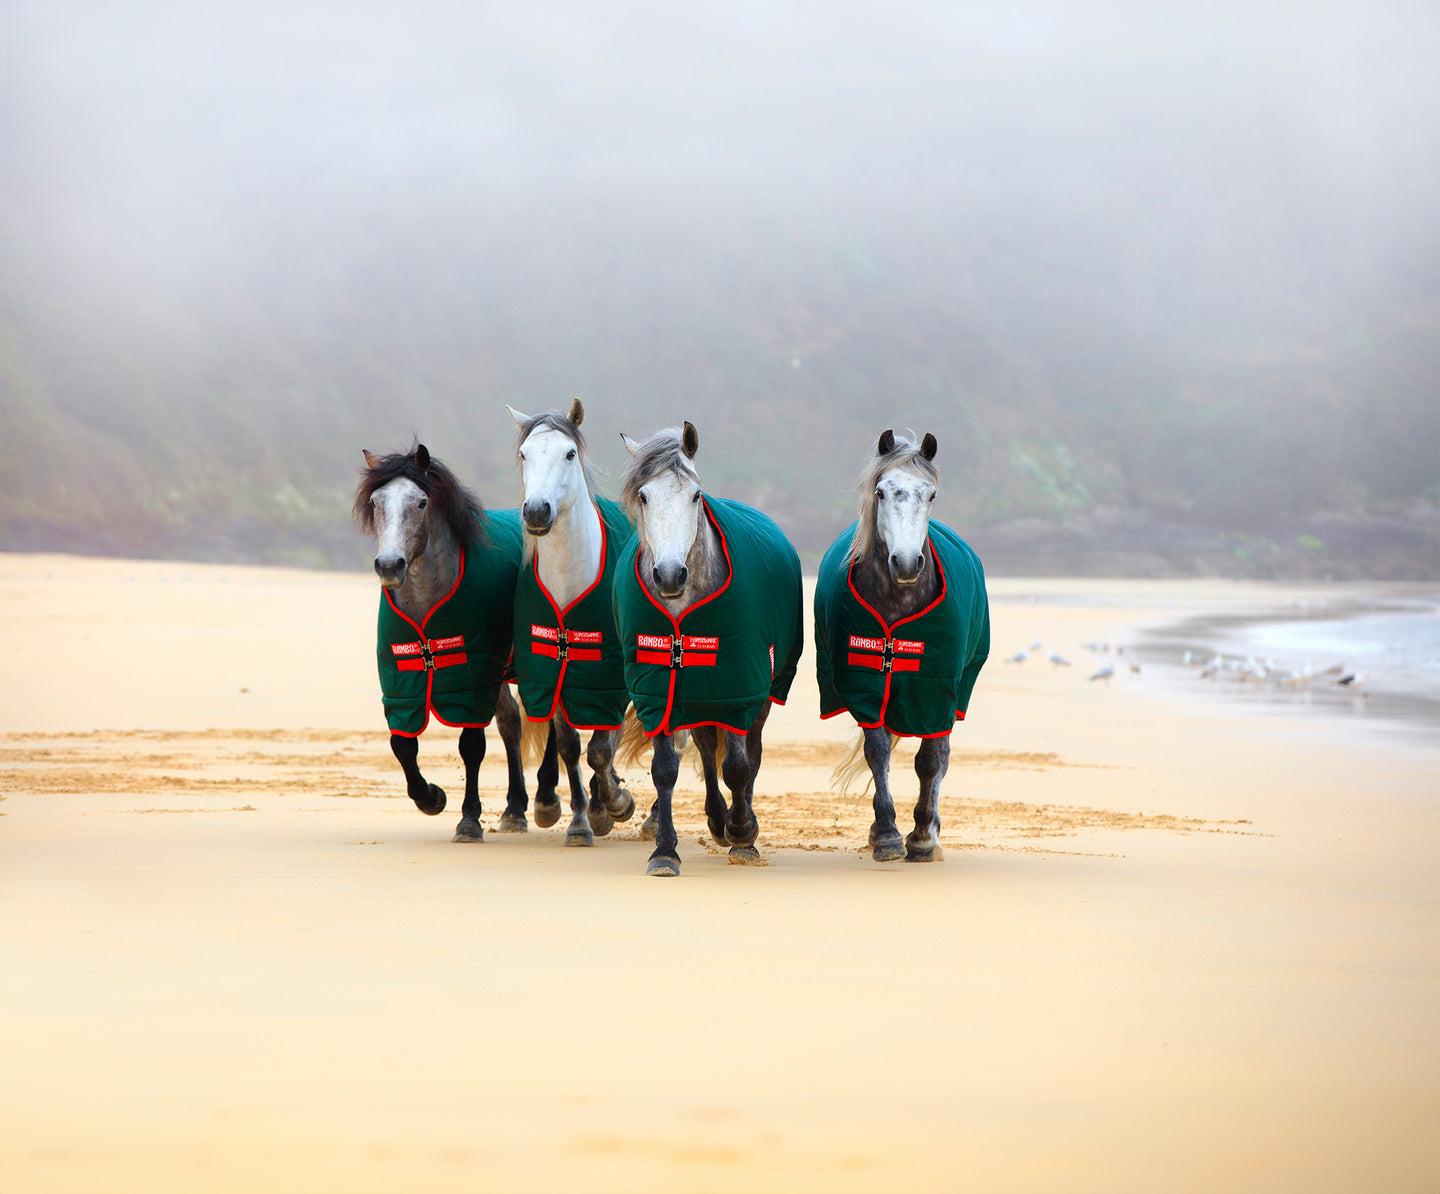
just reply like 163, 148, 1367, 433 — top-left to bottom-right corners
615, 704, 650, 771
516, 692, 550, 766
831, 730, 899, 795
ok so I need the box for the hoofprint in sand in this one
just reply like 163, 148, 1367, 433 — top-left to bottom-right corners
1, 553, 1436, 1194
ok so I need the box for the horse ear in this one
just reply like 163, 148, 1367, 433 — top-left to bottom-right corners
920, 432, 938, 461
362, 449, 380, 469
682, 422, 699, 459
506, 405, 528, 428
414, 444, 431, 472
620, 433, 640, 455
878, 429, 895, 456
568, 397, 585, 427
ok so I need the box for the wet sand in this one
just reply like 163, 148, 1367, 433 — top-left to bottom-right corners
2, 555, 1436, 1193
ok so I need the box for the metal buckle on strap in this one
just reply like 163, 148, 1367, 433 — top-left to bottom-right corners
882, 640, 894, 673
671, 636, 684, 669
556, 636, 569, 663
420, 640, 436, 669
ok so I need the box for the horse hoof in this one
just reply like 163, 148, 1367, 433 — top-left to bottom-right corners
872, 836, 906, 863
638, 809, 658, 842
494, 811, 528, 833
452, 818, 483, 843
725, 819, 758, 849
608, 785, 635, 823
413, 784, 446, 816
647, 854, 680, 877
590, 806, 615, 837
534, 796, 562, 829
707, 818, 729, 846
728, 844, 766, 866
565, 826, 595, 848
905, 842, 944, 863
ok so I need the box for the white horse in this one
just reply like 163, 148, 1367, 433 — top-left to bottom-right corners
507, 399, 635, 844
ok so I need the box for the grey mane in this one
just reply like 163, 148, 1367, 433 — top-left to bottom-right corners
852, 434, 940, 565
618, 427, 700, 527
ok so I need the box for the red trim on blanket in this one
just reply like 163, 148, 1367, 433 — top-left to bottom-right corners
633, 497, 737, 734
384, 547, 480, 736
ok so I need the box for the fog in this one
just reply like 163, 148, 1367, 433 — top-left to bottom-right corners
3, 1, 1436, 575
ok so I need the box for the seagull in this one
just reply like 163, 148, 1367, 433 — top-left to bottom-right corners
1005, 649, 1029, 664
1336, 671, 1368, 688
1030, 639, 1044, 651
1047, 649, 1071, 666
1081, 640, 1102, 653
1089, 664, 1115, 683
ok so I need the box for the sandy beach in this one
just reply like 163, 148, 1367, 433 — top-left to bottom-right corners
1, 552, 1436, 1193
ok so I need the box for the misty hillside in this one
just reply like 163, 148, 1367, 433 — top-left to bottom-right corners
3, 2, 1437, 577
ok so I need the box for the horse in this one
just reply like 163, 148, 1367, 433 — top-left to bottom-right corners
504, 399, 637, 846
354, 443, 531, 842
612, 423, 804, 876
815, 430, 990, 862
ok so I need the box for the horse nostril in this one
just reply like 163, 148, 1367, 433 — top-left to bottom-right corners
652, 566, 664, 587
675, 566, 688, 588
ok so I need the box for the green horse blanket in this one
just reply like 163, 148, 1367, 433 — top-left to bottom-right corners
511, 495, 635, 730
376, 508, 525, 736
613, 496, 803, 736
814, 519, 990, 738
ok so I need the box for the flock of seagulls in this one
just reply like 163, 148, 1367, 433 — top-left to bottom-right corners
1002, 638, 1366, 693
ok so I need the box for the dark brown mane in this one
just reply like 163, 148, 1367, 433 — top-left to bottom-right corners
353, 444, 488, 546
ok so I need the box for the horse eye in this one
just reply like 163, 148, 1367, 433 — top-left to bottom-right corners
875, 489, 884, 501
639, 493, 648, 505
566, 449, 576, 461
691, 492, 700, 504
418, 498, 428, 509
928, 493, 935, 502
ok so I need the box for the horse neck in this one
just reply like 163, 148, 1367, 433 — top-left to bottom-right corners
642, 504, 724, 621
393, 513, 459, 624
534, 487, 603, 610
851, 526, 939, 628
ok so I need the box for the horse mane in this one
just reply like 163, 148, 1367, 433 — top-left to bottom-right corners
353, 444, 488, 547
619, 427, 701, 528
851, 433, 940, 565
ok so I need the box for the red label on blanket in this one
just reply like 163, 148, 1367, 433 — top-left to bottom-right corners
893, 638, 924, 655
849, 635, 885, 652
637, 633, 671, 650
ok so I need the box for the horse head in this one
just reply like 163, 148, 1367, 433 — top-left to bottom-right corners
865, 429, 938, 587
508, 398, 591, 538
621, 421, 703, 601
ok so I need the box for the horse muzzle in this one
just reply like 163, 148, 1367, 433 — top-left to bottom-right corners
652, 562, 689, 600
889, 552, 926, 587
374, 554, 408, 587
522, 500, 555, 536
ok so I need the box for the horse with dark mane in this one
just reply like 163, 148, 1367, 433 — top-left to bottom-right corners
612, 423, 804, 877
504, 398, 637, 845
354, 443, 530, 841
814, 430, 990, 861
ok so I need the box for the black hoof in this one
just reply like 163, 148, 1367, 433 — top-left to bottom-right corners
494, 810, 528, 833
608, 783, 635, 822
905, 841, 944, 863
413, 783, 446, 816
638, 808, 658, 842
565, 824, 595, 848
728, 844, 766, 866
872, 835, 905, 863
534, 795, 562, 829
452, 817, 483, 843
647, 853, 680, 877
706, 816, 728, 846
590, 804, 615, 837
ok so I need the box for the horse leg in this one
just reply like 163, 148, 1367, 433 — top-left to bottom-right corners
864, 727, 904, 861
588, 728, 634, 823
390, 733, 446, 815
690, 725, 730, 846
494, 686, 530, 832
533, 722, 562, 828
452, 727, 486, 842
906, 734, 950, 862
723, 705, 766, 865
646, 732, 682, 876
554, 718, 593, 847
583, 730, 615, 839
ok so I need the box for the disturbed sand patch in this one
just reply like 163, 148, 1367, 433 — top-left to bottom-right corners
0, 729, 1249, 855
